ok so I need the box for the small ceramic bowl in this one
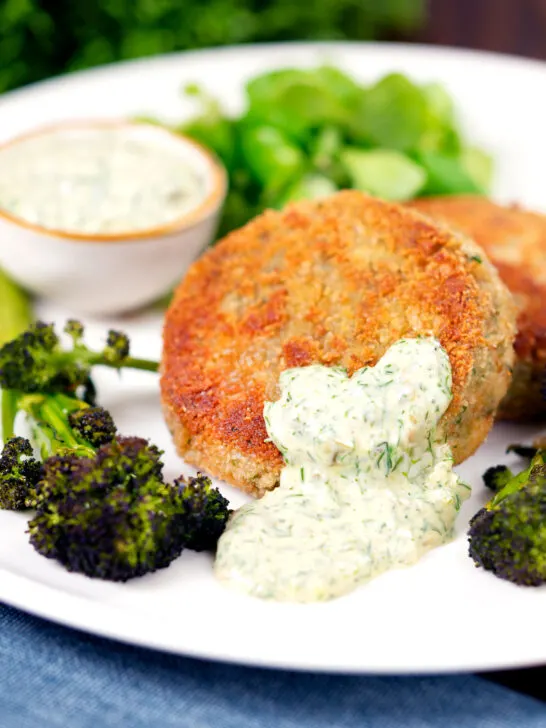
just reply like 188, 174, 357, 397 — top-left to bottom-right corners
0, 120, 227, 315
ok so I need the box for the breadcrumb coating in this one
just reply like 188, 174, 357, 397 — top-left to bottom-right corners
162, 192, 516, 495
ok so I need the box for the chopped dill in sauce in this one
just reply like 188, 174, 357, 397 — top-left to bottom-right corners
215, 338, 470, 603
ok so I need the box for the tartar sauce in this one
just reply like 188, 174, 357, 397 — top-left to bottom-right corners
215, 338, 470, 602
0, 126, 207, 234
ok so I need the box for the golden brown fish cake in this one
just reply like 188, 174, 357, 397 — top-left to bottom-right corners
409, 196, 546, 420
161, 191, 516, 496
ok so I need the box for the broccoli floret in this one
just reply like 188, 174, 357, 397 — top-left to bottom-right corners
68, 407, 116, 447
29, 437, 180, 580
483, 464, 513, 492
0, 437, 42, 510
28, 438, 230, 581
104, 330, 130, 364
64, 319, 84, 343
469, 451, 546, 586
173, 472, 231, 551
67, 320, 130, 365
506, 444, 539, 459
0, 321, 229, 579
0, 320, 158, 394
0, 322, 60, 393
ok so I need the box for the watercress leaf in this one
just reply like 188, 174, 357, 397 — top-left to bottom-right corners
416, 82, 463, 155
460, 146, 494, 192
417, 125, 462, 155
179, 84, 236, 169
351, 73, 429, 151
422, 82, 455, 125
244, 66, 359, 141
310, 125, 344, 169
275, 173, 338, 208
239, 124, 306, 189
311, 65, 364, 106
341, 148, 426, 201
414, 150, 485, 195
182, 117, 236, 171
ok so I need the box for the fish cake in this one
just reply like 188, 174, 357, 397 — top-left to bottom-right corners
409, 195, 546, 420
161, 192, 516, 496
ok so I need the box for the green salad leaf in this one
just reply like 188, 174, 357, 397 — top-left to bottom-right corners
461, 146, 494, 191
239, 124, 306, 190
277, 174, 338, 207
171, 65, 493, 236
350, 73, 430, 151
341, 148, 426, 201
413, 150, 484, 196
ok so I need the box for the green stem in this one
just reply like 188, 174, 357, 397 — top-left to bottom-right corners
1, 389, 18, 441
83, 350, 159, 373
117, 357, 159, 373
52, 392, 89, 414
20, 393, 95, 459
39, 397, 95, 457
30, 419, 58, 461
491, 452, 546, 507
52, 351, 159, 375
19, 395, 60, 459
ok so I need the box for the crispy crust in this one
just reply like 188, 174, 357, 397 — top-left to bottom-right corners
408, 196, 546, 420
161, 192, 516, 496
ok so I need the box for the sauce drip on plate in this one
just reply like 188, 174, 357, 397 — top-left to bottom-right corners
215, 338, 470, 602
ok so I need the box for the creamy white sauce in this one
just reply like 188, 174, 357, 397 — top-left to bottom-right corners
215, 338, 470, 602
0, 127, 207, 234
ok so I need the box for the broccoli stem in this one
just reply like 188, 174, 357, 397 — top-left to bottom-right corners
40, 398, 90, 454
50, 351, 159, 375
96, 355, 159, 373
52, 392, 88, 414
30, 419, 58, 461
20, 393, 95, 459
491, 459, 539, 507
1, 389, 18, 440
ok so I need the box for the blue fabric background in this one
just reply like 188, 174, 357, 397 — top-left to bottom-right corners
1, 604, 545, 728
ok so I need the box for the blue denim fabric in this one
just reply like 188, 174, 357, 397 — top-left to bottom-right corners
1, 604, 545, 728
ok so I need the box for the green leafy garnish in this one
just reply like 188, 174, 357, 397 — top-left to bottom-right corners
413, 150, 484, 196
341, 148, 426, 201
166, 65, 493, 238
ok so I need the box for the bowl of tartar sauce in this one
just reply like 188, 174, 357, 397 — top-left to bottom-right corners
0, 120, 227, 314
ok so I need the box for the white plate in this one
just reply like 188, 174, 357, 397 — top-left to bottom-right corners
0, 43, 545, 674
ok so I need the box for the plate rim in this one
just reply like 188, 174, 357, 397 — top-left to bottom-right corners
3, 566, 546, 675
1, 41, 546, 675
